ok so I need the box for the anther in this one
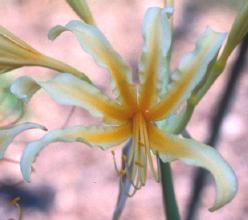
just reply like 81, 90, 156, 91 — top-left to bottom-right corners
10, 197, 23, 220
122, 155, 127, 162
111, 151, 127, 177
118, 169, 126, 176
135, 161, 144, 168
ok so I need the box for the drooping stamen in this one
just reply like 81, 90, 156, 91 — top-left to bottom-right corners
131, 113, 146, 189
113, 111, 162, 197
111, 150, 126, 176
137, 114, 147, 185
10, 197, 23, 220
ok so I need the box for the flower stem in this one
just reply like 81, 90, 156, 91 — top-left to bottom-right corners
159, 161, 180, 220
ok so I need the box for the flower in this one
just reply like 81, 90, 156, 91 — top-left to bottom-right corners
0, 26, 89, 81
7, 6, 239, 212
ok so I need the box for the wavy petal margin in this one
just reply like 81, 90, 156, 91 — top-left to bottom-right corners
149, 125, 237, 211
139, 7, 172, 109
0, 122, 47, 158
147, 27, 226, 121
21, 123, 131, 182
11, 74, 131, 124
48, 20, 136, 107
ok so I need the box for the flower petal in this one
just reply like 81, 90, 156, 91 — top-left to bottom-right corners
10, 76, 40, 102
0, 26, 87, 80
48, 21, 136, 107
21, 123, 131, 182
148, 125, 237, 211
139, 7, 172, 109
11, 73, 131, 124
66, 0, 95, 25
0, 77, 24, 126
0, 122, 47, 159
147, 27, 226, 121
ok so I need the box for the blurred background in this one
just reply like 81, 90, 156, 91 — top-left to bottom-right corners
0, 0, 247, 219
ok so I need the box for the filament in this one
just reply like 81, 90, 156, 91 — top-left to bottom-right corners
113, 112, 161, 197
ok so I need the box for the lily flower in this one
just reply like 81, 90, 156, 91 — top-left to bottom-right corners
9, 7, 238, 212
0, 26, 89, 81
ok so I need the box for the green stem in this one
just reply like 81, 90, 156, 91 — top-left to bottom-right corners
160, 161, 180, 220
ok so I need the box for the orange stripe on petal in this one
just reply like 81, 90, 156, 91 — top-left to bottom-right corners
148, 124, 237, 211
12, 74, 131, 124
48, 21, 136, 107
21, 123, 131, 182
147, 28, 226, 121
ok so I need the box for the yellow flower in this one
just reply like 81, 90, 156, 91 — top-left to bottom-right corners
0, 26, 89, 81
8, 7, 238, 212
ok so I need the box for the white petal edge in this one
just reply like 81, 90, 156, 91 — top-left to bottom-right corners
149, 125, 237, 211
21, 124, 131, 182
11, 73, 129, 124
48, 20, 135, 106
0, 122, 47, 159
170, 27, 226, 104
139, 7, 172, 106
10, 76, 40, 102
148, 28, 226, 121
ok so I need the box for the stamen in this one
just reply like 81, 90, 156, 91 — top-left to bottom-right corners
135, 161, 144, 168
120, 177, 138, 197
140, 115, 160, 182
137, 113, 147, 186
10, 197, 23, 220
122, 155, 127, 162
111, 150, 126, 177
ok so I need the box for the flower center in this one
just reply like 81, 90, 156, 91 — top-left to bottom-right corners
111, 111, 160, 196
131, 112, 160, 185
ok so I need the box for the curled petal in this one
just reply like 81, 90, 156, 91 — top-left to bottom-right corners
21, 123, 131, 182
139, 7, 172, 109
0, 26, 86, 79
0, 123, 47, 158
48, 21, 136, 107
147, 27, 226, 121
11, 73, 130, 124
10, 76, 40, 102
66, 0, 95, 25
149, 125, 237, 211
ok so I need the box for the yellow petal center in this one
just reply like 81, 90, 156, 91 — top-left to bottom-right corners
115, 110, 160, 193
